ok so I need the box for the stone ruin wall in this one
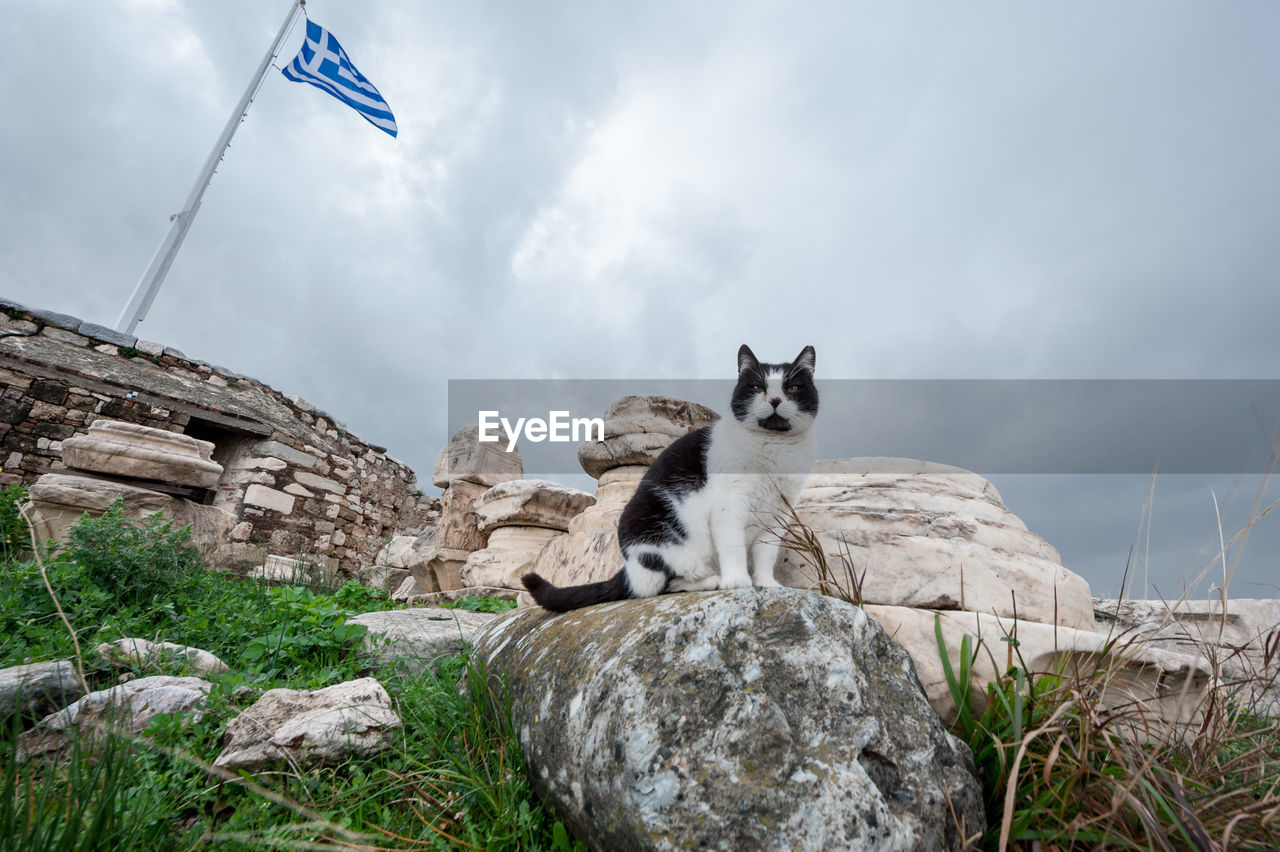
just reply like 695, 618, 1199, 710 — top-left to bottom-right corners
0, 299, 437, 580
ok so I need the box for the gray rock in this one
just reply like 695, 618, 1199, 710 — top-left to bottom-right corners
0, 660, 84, 719
19, 675, 211, 761
96, 638, 229, 677
471, 587, 985, 851
214, 677, 400, 772
76, 322, 138, 349
348, 608, 498, 668
26, 308, 83, 330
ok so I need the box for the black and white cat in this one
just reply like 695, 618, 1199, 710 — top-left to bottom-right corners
522, 345, 818, 612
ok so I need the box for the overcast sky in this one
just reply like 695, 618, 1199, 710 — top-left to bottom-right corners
2, 1, 1278, 600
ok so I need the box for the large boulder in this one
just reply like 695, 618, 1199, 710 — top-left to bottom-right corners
776, 458, 1096, 631
472, 479, 595, 533
26, 473, 235, 561
577, 396, 718, 479
61, 419, 223, 488
214, 677, 400, 772
471, 588, 985, 851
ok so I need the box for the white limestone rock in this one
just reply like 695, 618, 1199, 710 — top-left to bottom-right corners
472, 478, 595, 533
577, 396, 719, 479
96, 638, 229, 677
19, 675, 212, 760
865, 604, 1211, 730
461, 526, 563, 590
435, 478, 489, 553
0, 660, 84, 719
60, 419, 222, 488
407, 546, 471, 593
524, 466, 644, 601
26, 473, 234, 561
346, 608, 499, 668
214, 677, 400, 772
432, 424, 523, 489
775, 458, 1096, 631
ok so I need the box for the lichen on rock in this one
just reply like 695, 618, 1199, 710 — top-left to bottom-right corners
471, 587, 985, 851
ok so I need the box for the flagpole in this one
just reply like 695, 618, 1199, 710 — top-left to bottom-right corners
115, 0, 305, 335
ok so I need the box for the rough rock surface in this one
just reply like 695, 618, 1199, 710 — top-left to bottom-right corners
775, 458, 1096, 631
462, 526, 563, 590
60, 419, 223, 488
96, 638, 229, 677
407, 546, 470, 592
369, 531, 437, 590
472, 479, 595, 533
525, 466, 645, 597
346, 608, 498, 668
0, 660, 84, 719
19, 675, 212, 760
577, 396, 718, 479
26, 473, 235, 560
432, 424, 523, 488
1095, 597, 1280, 717
214, 677, 400, 772
867, 604, 1211, 727
471, 587, 984, 851
435, 479, 490, 553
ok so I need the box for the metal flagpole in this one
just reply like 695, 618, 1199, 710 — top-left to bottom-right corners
115, 0, 305, 335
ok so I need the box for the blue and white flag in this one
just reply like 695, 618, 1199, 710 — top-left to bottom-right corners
282, 19, 397, 137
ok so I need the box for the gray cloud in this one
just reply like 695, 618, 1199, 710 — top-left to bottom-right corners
3, 0, 1278, 598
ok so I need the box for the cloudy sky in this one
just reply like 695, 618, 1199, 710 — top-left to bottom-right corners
3, 1, 1278, 599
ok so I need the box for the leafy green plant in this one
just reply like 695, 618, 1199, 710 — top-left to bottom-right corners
0, 483, 30, 563
241, 584, 370, 684
62, 500, 204, 610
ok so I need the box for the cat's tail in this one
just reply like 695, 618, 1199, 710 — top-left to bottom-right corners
520, 570, 630, 613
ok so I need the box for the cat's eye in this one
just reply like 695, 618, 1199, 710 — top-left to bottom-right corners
753, 385, 766, 394
785, 385, 798, 394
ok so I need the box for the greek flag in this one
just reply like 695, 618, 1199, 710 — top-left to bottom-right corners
282, 19, 397, 137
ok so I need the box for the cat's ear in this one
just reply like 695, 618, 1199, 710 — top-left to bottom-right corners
792, 346, 816, 375
737, 345, 760, 376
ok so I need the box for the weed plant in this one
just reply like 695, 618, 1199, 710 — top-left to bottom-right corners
0, 491, 578, 850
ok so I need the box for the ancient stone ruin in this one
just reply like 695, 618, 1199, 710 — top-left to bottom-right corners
0, 300, 436, 581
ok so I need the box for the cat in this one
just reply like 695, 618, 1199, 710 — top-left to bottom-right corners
522, 344, 818, 612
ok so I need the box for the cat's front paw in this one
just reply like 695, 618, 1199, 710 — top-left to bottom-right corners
718, 574, 753, 590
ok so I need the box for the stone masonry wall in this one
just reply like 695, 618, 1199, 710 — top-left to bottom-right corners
0, 299, 437, 580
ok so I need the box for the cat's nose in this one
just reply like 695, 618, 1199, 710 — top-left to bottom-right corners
769, 397, 782, 409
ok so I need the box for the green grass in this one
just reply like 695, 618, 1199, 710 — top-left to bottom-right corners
0, 494, 581, 851
935, 616, 1280, 851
